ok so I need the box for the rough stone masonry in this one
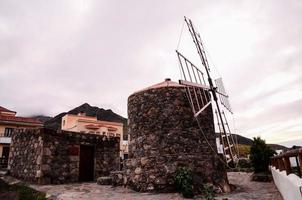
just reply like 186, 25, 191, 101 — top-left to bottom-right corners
124, 80, 229, 192
8, 128, 120, 184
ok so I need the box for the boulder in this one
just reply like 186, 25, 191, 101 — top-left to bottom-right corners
97, 176, 112, 185
110, 171, 124, 186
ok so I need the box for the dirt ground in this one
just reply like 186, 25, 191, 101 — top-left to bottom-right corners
28, 172, 283, 200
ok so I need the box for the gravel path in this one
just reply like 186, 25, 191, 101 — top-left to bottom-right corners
31, 172, 282, 200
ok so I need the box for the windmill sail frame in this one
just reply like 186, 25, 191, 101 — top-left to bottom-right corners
176, 16, 238, 165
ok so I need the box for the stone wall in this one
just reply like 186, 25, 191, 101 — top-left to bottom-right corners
8, 128, 120, 184
125, 86, 228, 192
8, 129, 43, 182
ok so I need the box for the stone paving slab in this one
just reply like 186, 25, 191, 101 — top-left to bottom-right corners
29, 172, 282, 200
216, 172, 283, 200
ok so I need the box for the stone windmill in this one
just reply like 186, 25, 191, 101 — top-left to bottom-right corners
176, 16, 238, 165
125, 16, 237, 193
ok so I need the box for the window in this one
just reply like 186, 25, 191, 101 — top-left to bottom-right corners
4, 128, 14, 137
62, 120, 65, 126
102, 132, 106, 135
123, 133, 128, 141
124, 154, 128, 160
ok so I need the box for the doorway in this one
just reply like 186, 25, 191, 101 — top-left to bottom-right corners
79, 145, 95, 182
2, 146, 10, 158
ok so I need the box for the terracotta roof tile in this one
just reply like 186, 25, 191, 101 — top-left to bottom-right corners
0, 106, 16, 113
0, 115, 43, 125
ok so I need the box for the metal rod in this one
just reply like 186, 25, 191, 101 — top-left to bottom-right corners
194, 101, 211, 118
176, 50, 203, 74
197, 71, 210, 104
186, 87, 196, 114
222, 110, 237, 156
215, 110, 226, 157
192, 64, 206, 107
177, 51, 187, 81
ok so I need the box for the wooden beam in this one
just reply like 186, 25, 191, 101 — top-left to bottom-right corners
278, 158, 285, 171
274, 148, 302, 159
295, 156, 301, 177
298, 153, 302, 177
284, 157, 292, 175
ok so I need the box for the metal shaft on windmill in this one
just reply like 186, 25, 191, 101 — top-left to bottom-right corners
183, 16, 235, 164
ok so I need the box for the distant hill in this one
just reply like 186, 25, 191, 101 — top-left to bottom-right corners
268, 144, 288, 151
217, 133, 287, 151
232, 134, 253, 146
44, 103, 128, 139
31, 115, 53, 123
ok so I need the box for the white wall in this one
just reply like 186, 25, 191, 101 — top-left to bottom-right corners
271, 166, 302, 200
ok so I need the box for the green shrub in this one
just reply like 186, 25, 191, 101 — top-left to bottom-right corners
250, 137, 276, 173
237, 158, 252, 169
13, 184, 47, 200
0, 181, 46, 200
174, 167, 194, 198
202, 183, 215, 200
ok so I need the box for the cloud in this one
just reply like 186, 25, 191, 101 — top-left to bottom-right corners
0, 0, 301, 145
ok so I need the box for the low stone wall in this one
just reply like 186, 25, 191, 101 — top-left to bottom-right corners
8, 128, 120, 184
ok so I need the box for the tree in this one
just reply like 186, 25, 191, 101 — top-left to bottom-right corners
250, 137, 276, 173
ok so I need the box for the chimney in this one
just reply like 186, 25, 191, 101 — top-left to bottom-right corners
78, 112, 86, 116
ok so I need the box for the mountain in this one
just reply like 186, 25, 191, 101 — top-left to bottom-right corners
31, 115, 53, 123
268, 144, 288, 151
44, 103, 128, 139
217, 133, 287, 151
232, 134, 253, 146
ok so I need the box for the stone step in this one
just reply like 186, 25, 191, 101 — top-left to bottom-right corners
97, 176, 112, 185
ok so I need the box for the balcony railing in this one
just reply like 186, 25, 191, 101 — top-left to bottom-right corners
271, 148, 302, 177
0, 132, 12, 137
0, 137, 11, 144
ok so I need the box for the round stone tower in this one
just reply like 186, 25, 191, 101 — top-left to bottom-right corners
125, 79, 229, 192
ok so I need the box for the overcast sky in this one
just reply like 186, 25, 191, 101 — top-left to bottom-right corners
1, 0, 301, 146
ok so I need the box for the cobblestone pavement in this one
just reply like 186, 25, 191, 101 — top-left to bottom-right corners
31, 172, 282, 200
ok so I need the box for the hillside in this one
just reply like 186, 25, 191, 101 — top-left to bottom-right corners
231, 134, 287, 150
31, 115, 53, 123
44, 103, 128, 139
216, 133, 287, 151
